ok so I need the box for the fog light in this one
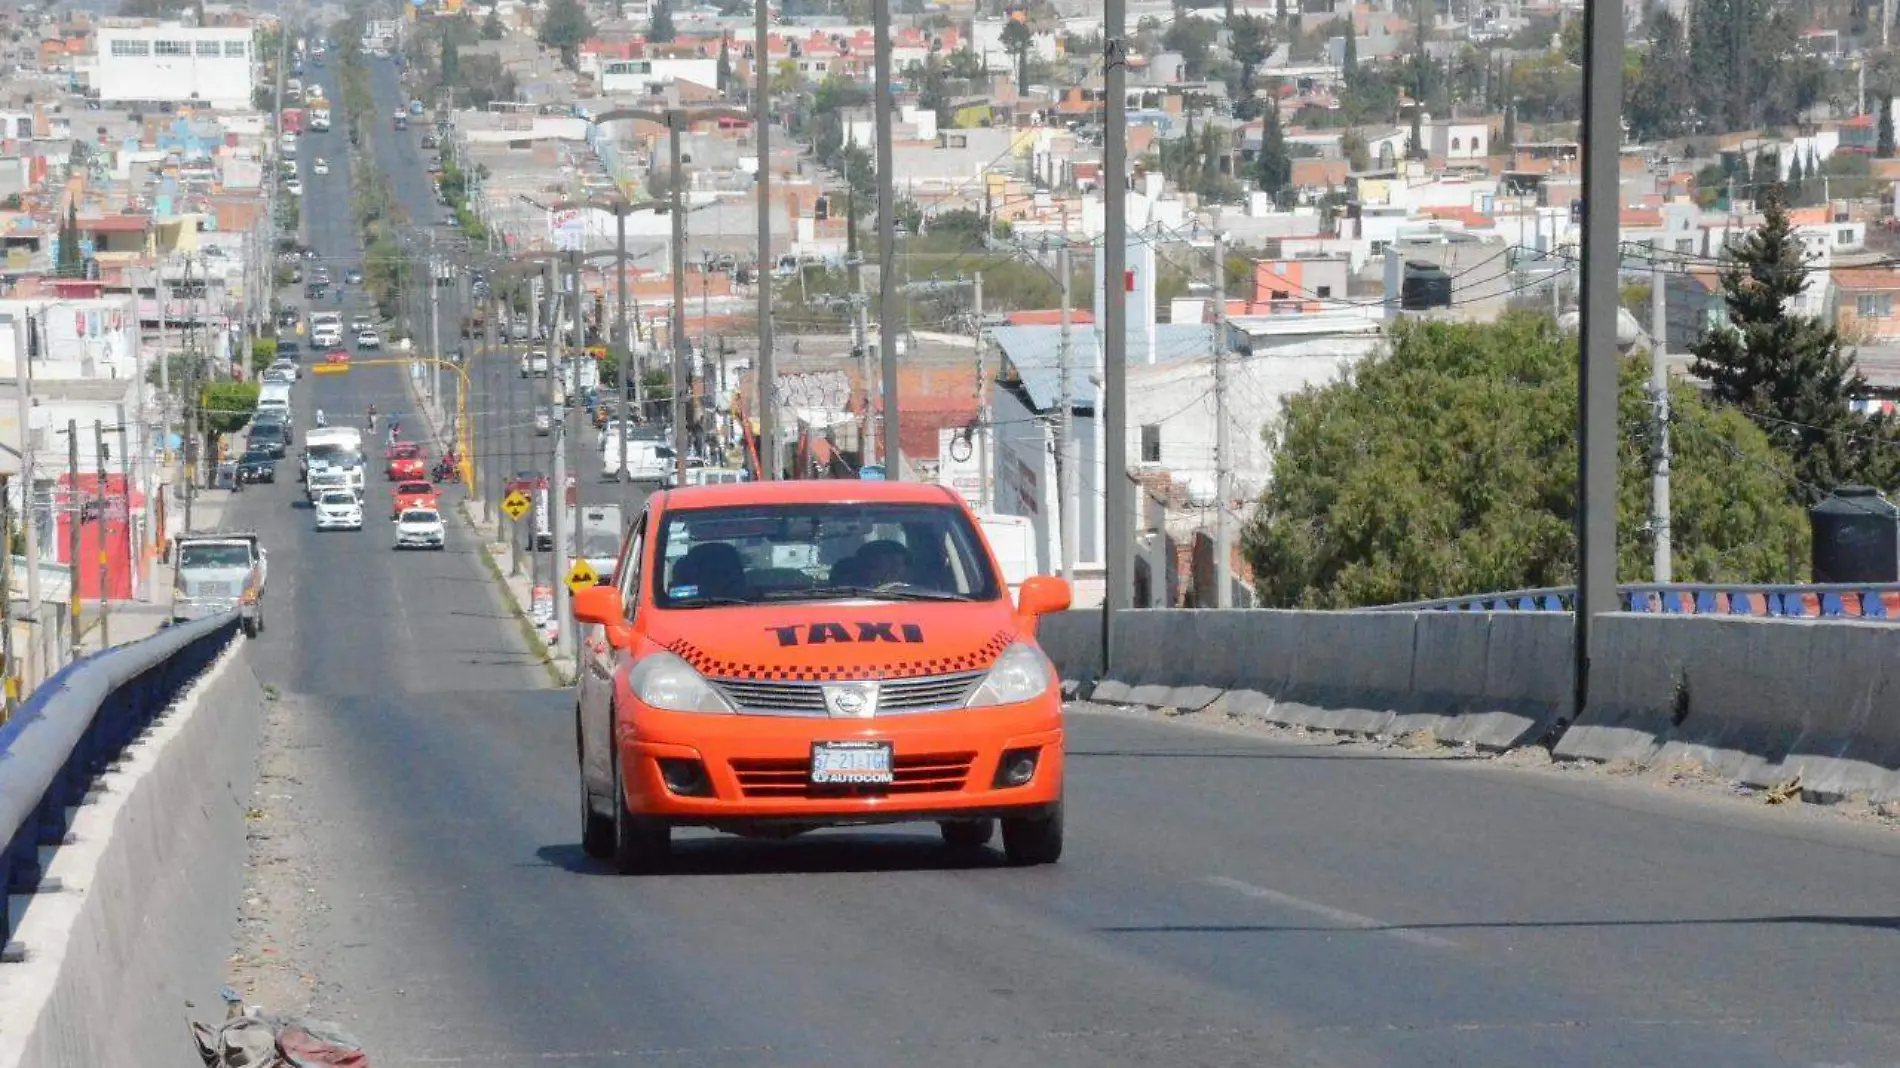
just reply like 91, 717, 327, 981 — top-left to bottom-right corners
656, 757, 712, 797
992, 748, 1040, 789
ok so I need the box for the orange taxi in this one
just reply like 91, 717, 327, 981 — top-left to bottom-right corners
572, 480, 1071, 873
390, 479, 438, 519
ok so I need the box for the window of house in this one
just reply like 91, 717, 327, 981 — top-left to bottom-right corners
1839, 228, 1855, 244
155, 40, 191, 56
1315, 285, 1333, 298
1451, 137, 1461, 151
1369, 240, 1388, 255
225, 40, 247, 57
196, 41, 220, 56
110, 39, 150, 57
1470, 138, 1483, 153
1270, 289, 1289, 301
1140, 424, 1161, 464
1857, 294, 1893, 318
1675, 238, 1694, 252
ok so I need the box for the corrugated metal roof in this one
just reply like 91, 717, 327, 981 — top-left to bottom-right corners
991, 322, 1214, 412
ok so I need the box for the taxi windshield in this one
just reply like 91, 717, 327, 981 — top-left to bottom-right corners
651, 502, 1001, 607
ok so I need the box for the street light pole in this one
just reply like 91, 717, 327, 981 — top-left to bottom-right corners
755, 0, 777, 480
669, 112, 689, 488
615, 206, 631, 509
874, 0, 899, 477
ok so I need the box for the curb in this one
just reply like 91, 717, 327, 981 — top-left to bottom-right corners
458, 497, 574, 689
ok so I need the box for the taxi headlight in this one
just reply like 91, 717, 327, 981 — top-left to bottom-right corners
966, 642, 1053, 708
628, 651, 735, 714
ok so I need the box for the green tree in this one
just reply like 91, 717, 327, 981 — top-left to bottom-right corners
1227, 16, 1271, 118
650, 0, 675, 42
538, 0, 594, 68
1000, 18, 1034, 93
57, 202, 82, 279
1881, 98, 1895, 159
1257, 102, 1292, 200
199, 381, 261, 467
717, 39, 732, 92
481, 8, 504, 38
250, 336, 278, 375
1161, 18, 1218, 80
1241, 315, 1810, 608
1626, 10, 1694, 141
1342, 23, 1357, 82
1690, 186, 1870, 503
441, 32, 461, 87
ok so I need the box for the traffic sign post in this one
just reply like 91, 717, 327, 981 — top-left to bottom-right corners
501, 490, 531, 521
565, 559, 599, 595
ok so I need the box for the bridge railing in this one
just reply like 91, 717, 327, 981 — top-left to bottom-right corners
0, 612, 240, 955
1362, 583, 1900, 620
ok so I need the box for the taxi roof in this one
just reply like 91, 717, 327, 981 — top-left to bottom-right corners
654, 479, 964, 511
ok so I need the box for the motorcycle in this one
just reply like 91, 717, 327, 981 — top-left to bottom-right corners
431, 458, 461, 483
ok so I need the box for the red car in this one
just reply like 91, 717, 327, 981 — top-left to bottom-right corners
325, 350, 351, 365
385, 442, 427, 481
390, 479, 439, 519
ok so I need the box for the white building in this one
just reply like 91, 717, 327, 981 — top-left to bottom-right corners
94, 24, 257, 109
599, 57, 720, 96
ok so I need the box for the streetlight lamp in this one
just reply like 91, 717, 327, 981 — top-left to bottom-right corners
520, 193, 668, 510
589, 105, 748, 488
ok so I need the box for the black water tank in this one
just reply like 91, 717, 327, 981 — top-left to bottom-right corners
1401, 262, 1452, 310
1810, 486, 1900, 582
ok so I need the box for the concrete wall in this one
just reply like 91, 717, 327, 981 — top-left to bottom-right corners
0, 643, 266, 1068
1036, 608, 1900, 802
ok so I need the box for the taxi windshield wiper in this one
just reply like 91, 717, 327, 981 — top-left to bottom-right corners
789, 584, 975, 602
665, 595, 754, 609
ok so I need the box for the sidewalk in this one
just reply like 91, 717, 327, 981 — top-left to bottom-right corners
464, 499, 575, 686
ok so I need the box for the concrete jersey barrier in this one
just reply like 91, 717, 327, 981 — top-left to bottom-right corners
1041, 606, 1900, 804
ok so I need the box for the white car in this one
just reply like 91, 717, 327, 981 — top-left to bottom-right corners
269, 358, 301, 381
355, 328, 382, 349
313, 158, 329, 175
314, 490, 363, 531
394, 508, 446, 550
351, 315, 373, 332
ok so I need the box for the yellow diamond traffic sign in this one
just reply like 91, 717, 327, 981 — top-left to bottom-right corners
565, 559, 600, 594
501, 491, 531, 521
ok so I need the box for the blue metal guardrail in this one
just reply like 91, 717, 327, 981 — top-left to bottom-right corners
1364, 583, 1900, 619
0, 612, 240, 956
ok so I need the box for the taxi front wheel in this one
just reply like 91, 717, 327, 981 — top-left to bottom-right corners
611, 745, 671, 875
1002, 801, 1064, 866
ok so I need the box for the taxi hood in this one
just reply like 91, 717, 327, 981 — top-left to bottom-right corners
643, 601, 1018, 682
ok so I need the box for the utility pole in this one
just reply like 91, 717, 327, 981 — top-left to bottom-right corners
11, 317, 41, 691
1103, 0, 1131, 661
1575, 0, 1625, 726
428, 234, 443, 423
94, 420, 108, 650
668, 112, 690, 488
974, 271, 990, 511
1057, 246, 1076, 584
1213, 232, 1232, 609
755, 0, 777, 480
507, 293, 522, 578
858, 296, 874, 469
66, 418, 79, 661
874, 0, 899, 478
552, 396, 572, 653
116, 423, 130, 610
615, 205, 632, 507
1650, 258, 1672, 584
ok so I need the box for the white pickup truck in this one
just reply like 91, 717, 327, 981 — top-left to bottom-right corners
171, 531, 268, 637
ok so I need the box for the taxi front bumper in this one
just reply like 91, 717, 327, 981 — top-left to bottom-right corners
616, 702, 1064, 829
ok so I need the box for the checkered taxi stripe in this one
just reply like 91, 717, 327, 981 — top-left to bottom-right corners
667, 629, 1015, 682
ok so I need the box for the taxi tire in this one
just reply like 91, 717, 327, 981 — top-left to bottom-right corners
939, 819, 994, 850
610, 745, 671, 875
580, 771, 614, 861
1001, 801, 1064, 866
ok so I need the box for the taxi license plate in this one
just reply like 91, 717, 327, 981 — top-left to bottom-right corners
810, 741, 894, 785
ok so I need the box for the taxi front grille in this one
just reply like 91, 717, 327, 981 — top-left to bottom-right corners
713, 670, 985, 717
728, 752, 975, 799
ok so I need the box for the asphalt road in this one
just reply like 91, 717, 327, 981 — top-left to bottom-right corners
224, 58, 1900, 1068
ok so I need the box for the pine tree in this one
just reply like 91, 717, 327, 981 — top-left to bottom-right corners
1787, 152, 1805, 202
1257, 101, 1292, 201
1880, 97, 1895, 159
649, 0, 674, 42
1690, 186, 1869, 502
1342, 24, 1357, 84
57, 202, 82, 279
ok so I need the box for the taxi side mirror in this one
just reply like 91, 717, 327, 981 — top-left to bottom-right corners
572, 584, 622, 626
1016, 575, 1072, 619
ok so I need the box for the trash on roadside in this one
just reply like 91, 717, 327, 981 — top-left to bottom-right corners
190, 991, 371, 1067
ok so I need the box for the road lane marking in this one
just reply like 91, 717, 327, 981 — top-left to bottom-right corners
1204, 876, 1460, 950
